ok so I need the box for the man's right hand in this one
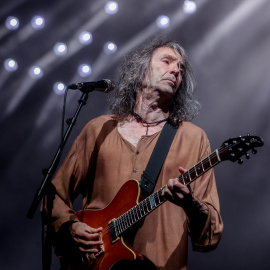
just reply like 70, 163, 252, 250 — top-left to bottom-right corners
69, 221, 103, 257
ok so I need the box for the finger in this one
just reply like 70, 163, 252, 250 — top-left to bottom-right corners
79, 246, 100, 253
178, 166, 186, 174
85, 226, 103, 234
73, 237, 103, 247
71, 222, 103, 239
73, 231, 102, 241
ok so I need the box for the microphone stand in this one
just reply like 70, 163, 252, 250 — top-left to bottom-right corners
27, 91, 89, 270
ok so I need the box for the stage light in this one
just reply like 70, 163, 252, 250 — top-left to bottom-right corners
183, 0, 197, 14
53, 82, 66, 95
31, 16, 45, 29
4, 58, 18, 72
5, 16, 19, 30
104, 1, 118, 15
104, 42, 117, 55
156, 15, 170, 29
53, 42, 68, 56
78, 31, 93, 45
29, 65, 43, 79
78, 64, 92, 77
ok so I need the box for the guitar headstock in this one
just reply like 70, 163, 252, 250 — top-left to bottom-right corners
219, 134, 264, 164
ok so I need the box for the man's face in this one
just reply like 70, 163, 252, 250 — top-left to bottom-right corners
144, 47, 184, 96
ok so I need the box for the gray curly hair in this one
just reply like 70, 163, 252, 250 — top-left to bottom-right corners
110, 37, 200, 127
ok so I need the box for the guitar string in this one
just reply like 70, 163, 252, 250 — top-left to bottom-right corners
92, 142, 243, 242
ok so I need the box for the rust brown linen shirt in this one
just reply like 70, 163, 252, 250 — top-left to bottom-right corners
51, 115, 223, 270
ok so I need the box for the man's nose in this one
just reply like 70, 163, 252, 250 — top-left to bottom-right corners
170, 64, 180, 76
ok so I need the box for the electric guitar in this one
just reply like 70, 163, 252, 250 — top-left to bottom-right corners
69, 135, 264, 270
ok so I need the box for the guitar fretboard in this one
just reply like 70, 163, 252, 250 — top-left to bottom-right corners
112, 149, 222, 236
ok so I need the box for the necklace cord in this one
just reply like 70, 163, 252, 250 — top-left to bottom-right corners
133, 112, 168, 135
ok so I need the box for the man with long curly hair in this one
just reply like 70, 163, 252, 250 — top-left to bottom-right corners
47, 37, 223, 270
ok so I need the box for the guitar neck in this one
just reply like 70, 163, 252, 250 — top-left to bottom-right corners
113, 149, 222, 236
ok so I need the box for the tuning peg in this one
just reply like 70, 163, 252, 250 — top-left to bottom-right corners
238, 159, 243, 164
245, 153, 250, 159
252, 149, 257, 154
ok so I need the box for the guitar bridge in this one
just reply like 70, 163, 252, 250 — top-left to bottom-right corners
94, 235, 104, 257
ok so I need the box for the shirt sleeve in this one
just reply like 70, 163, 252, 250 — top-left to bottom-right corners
43, 122, 94, 233
188, 135, 224, 252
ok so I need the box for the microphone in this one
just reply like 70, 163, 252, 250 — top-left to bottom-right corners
68, 79, 115, 93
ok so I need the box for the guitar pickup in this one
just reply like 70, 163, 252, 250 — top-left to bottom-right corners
108, 219, 120, 244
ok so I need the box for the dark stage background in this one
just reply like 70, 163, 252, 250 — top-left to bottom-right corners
0, 0, 269, 269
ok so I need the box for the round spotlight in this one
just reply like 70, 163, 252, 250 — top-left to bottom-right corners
53, 82, 66, 95
78, 64, 92, 77
5, 16, 19, 30
156, 15, 170, 29
78, 31, 93, 45
53, 42, 68, 56
4, 58, 18, 72
104, 1, 118, 15
183, 0, 197, 14
31, 15, 45, 29
104, 42, 117, 55
29, 65, 43, 79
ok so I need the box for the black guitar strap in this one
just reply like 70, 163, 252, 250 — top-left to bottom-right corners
140, 122, 177, 196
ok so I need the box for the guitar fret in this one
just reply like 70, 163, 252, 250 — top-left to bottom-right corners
143, 201, 147, 214
187, 170, 191, 182
181, 175, 186, 185
139, 206, 143, 218
133, 208, 137, 222
127, 211, 132, 225
130, 209, 134, 224
201, 160, 205, 171
129, 209, 133, 225
139, 204, 143, 217
156, 190, 161, 204
184, 173, 189, 184
133, 207, 137, 221
215, 149, 221, 162
127, 212, 131, 226
141, 202, 146, 215
194, 165, 198, 177
150, 194, 156, 209
119, 218, 123, 233
145, 199, 150, 212
136, 205, 141, 220
208, 156, 212, 167
137, 206, 141, 219
121, 216, 125, 231
134, 207, 139, 221
124, 213, 128, 228
154, 192, 160, 206
114, 220, 119, 236
121, 216, 125, 230
115, 219, 120, 234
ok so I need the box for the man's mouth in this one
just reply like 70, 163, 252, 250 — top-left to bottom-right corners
163, 78, 176, 88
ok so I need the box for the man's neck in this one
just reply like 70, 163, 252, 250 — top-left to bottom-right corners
133, 89, 171, 122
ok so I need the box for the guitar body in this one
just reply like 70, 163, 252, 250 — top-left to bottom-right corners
72, 179, 144, 270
